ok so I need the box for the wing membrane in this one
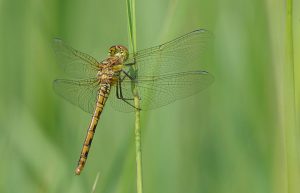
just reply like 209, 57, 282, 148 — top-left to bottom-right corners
53, 39, 100, 78
53, 79, 100, 114
109, 71, 214, 112
125, 29, 212, 77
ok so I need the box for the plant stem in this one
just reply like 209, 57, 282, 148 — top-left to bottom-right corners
133, 97, 143, 193
285, 0, 299, 192
126, 0, 137, 53
286, 0, 294, 83
126, 1, 143, 193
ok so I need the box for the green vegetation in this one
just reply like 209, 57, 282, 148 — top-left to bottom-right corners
0, 0, 299, 193
126, 1, 143, 193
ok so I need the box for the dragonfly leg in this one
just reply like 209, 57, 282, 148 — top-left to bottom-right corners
117, 77, 134, 100
121, 69, 135, 81
116, 77, 141, 110
116, 80, 121, 99
119, 70, 142, 100
124, 57, 136, 66
121, 98, 140, 110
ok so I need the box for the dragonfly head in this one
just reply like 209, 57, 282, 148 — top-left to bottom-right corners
109, 45, 129, 62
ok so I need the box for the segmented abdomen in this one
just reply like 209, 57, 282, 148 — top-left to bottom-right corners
75, 83, 111, 175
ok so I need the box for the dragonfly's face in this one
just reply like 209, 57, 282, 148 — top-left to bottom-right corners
109, 45, 129, 62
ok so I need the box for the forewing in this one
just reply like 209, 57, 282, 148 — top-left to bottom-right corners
53, 79, 100, 114
53, 39, 100, 78
109, 71, 214, 112
125, 29, 212, 77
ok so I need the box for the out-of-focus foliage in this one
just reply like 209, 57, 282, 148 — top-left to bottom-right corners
0, 0, 299, 193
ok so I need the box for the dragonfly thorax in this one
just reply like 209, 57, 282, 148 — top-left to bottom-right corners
97, 57, 124, 85
108, 45, 129, 62
97, 66, 116, 84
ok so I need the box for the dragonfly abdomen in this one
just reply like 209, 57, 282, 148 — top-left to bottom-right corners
75, 84, 111, 175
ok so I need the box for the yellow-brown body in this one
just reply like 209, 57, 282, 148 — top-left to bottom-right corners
75, 46, 128, 175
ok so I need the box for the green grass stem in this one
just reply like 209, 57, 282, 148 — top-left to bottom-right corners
284, 1, 300, 192
126, 1, 143, 193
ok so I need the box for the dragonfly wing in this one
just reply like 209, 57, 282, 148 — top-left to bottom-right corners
53, 79, 100, 114
53, 39, 100, 78
126, 29, 212, 77
109, 71, 214, 112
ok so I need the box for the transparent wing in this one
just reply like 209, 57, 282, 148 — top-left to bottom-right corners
53, 79, 100, 114
109, 71, 214, 112
125, 29, 212, 77
53, 39, 100, 78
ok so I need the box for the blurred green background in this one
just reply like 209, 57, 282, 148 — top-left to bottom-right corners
0, 0, 299, 193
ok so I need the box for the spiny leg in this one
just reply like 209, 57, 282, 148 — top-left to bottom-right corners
121, 69, 135, 81
116, 76, 141, 110
120, 70, 141, 101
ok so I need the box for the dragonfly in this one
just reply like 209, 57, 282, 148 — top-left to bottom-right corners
53, 29, 214, 175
